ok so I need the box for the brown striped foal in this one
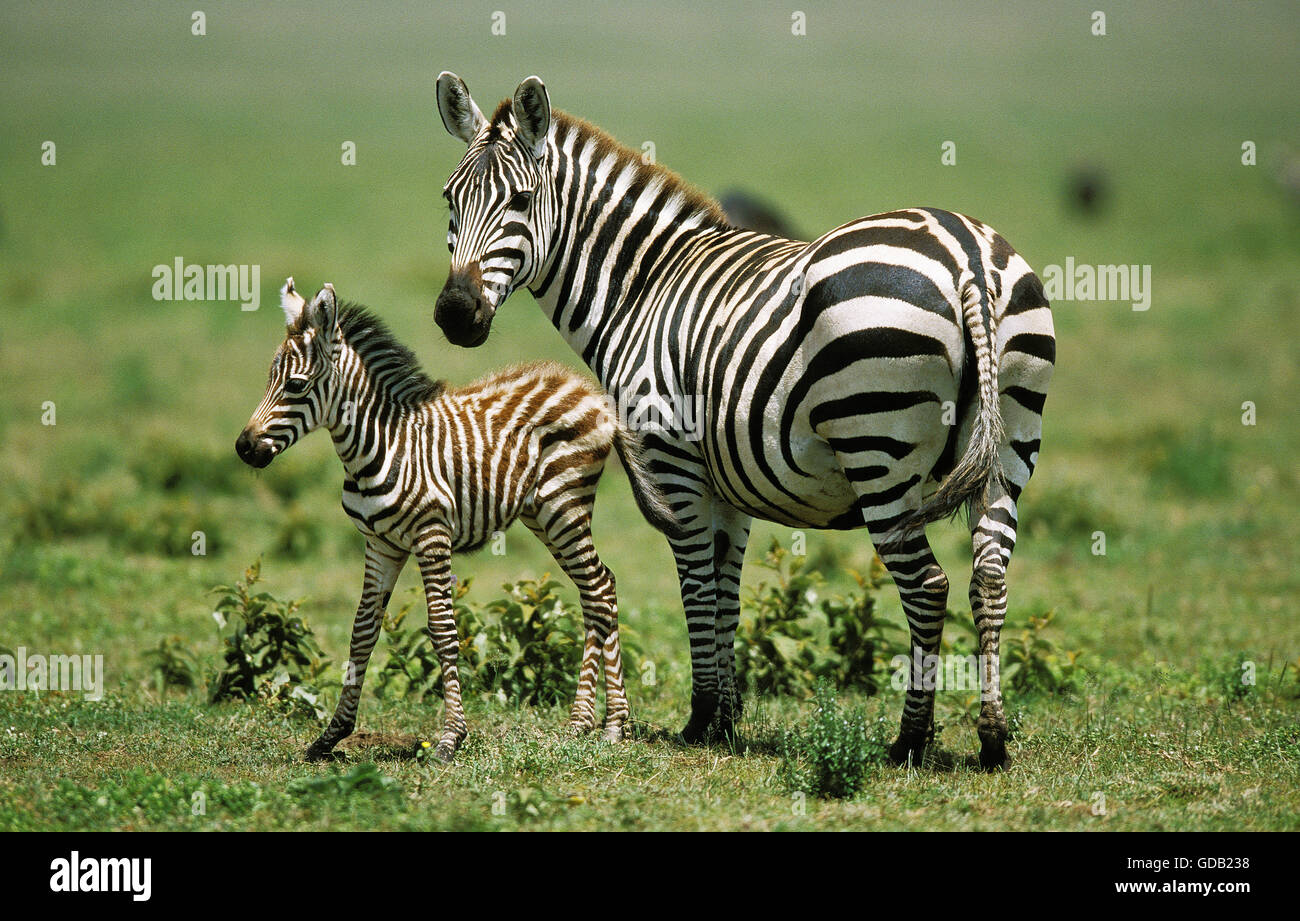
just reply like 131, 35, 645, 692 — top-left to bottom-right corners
237, 279, 669, 761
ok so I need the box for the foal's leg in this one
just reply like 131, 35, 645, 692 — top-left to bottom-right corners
307, 540, 407, 761
413, 527, 466, 762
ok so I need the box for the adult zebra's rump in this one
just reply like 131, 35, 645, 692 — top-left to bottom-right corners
432, 73, 1056, 769
237, 278, 663, 760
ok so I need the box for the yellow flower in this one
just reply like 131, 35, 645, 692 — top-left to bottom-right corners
421, 741, 431, 748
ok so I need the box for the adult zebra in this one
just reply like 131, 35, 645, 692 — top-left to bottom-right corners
432, 73, 1055, 769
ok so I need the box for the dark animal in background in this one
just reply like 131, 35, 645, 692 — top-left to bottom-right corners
718, 189, 803, 239
1065, 164, 1108, 216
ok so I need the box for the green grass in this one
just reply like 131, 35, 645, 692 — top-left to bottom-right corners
1, 1, 1297, 831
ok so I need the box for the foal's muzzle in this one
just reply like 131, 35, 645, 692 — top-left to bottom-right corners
235, 428, 276, 468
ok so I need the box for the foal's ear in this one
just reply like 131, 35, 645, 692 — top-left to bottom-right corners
437, 71, 486, 144
512, 75, 550, 160
280, 276, 307, 327
307, 283, 337, 333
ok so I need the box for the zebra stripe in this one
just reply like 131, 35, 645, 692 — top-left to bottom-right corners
237, 278, 654, 761
435, 74, 1055, 769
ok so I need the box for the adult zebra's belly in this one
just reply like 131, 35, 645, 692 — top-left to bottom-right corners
703, 425, 863, 529
702, 353, 957, 530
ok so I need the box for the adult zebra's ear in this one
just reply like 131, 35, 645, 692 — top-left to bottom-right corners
437, 71, 486, 144
307, 283, 338, 333
280, 276, 307, 327
512, 76, 550, 160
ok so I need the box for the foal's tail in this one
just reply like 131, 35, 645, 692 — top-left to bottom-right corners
612, 425, 688, 541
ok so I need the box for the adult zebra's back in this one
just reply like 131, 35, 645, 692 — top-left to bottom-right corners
433, 73, 1056, 769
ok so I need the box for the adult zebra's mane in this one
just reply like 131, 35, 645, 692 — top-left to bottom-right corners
487, 98, 733, 231
334, 303, 447, 406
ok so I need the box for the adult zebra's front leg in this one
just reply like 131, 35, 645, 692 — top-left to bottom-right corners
306, 540, 408, 761
671, 497, 752, 744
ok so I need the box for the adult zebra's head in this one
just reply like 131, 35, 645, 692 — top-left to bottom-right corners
236, 278, 339, 468
435, 71, 553, 348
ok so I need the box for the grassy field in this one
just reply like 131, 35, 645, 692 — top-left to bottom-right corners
1, 2, 1297, 831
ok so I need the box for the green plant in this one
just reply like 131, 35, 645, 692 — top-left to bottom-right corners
208, 560, 331, 719
735, 539, 902, 696
144, 635, 202, 694
1001, 610, 1084, 696
778, 683, 889, 799
373, 575, 634, 709
286, 763, 404, 804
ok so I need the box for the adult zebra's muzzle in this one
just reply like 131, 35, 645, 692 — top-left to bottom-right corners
235, 428, 277, 468
435, 268, 494, 348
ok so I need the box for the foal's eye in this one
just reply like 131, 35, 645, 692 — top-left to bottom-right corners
284, 376, 311, 394
508, 190, 533, 212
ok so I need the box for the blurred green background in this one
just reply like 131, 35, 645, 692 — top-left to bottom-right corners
1, 2, 1296, 830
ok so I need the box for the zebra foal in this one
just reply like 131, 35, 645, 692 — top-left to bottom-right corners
236, 278, 656, 761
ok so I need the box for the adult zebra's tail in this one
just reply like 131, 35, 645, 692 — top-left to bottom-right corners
893, 276, 1006, 536
612, 425, 689, 540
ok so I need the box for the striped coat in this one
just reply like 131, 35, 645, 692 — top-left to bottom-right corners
433, 74, 1055, 769
237, 279, 662, 760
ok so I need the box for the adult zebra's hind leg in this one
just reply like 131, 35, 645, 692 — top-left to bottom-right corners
970, 488, 1018, 770
306, 540, 408, 761
871, 529, 950, 767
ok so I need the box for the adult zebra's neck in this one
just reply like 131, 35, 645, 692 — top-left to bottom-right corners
528, 111, 736, 380
322, 305, 445, 477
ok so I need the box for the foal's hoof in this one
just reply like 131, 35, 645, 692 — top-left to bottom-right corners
433, 741, 457, 763
601, 724, 625, 743
304, 742, 335, 763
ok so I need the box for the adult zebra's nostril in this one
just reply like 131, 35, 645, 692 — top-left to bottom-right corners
235, 430, 254, 463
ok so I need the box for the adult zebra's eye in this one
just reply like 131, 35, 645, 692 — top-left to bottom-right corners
508, 190, 533, 212
284, 376, 310, 394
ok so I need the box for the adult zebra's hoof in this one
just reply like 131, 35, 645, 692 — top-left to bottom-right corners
887, 734, 929, 767
679, 693, 718, 744
978, 739, 1009, 772
678, 720, 710, 745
